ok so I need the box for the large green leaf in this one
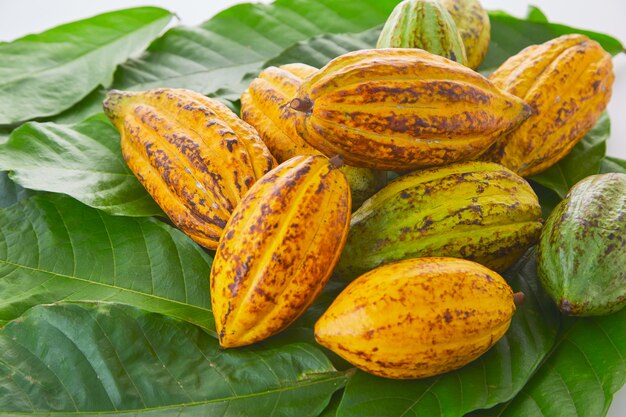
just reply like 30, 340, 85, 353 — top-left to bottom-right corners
0, 114, 161, 217
601, 156, 626, 174
335, 250, 560, 417
480, 10, 623, 74
54, 0, 402, 122
0, 7, 173, 125
530, 113, 611, 198
0, 194, 214, 332
471, 309, 626, 417
0, 302, 347, 415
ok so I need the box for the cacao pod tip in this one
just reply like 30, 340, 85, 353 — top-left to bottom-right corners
513, 292, 525, 306
559, 299, 574, 315
290, 97, 314, 113
329, 154, 345, 169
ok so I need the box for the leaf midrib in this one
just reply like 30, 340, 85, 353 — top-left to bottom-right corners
0, 258, 212, 319
0, 373, 346, 415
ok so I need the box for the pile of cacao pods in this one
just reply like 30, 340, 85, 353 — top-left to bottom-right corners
102, 0, 624, 380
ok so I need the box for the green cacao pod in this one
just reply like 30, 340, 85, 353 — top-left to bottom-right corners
335, 161, 543, 280
377, 0, 467, 65
441, 0, 490, 70
538, 173, 626, 316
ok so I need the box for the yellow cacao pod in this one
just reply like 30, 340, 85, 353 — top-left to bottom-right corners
241, 63, 386, 209
335, 161, 543, 280
481, 34, 614, 176
211, 155, 351, 348
315, 257, 518, 379
291, 48, 532, 170
103, 88, 276, 249
441, 0, 490, 70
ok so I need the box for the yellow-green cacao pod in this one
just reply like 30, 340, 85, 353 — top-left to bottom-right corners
538, 173, 626, 316
316, 257, 519, 379
376, 0, 467, 65
211, 155, 351, 348
335, 161, 543, 280
441, 0, 490, 70
481, 34, 614, 176
291, 48, 532, 171
241, 63, 386, 209
103, 88, 276, 249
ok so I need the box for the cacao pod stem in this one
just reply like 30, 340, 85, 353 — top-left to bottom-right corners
329, 155, 344, 169
290, 97, 313, 113
513, 292, 525, 306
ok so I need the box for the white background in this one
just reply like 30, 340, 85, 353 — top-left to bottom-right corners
1, 1, 625, 415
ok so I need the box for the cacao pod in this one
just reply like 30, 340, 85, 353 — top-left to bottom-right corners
211, 155, 351, 348
103, 88, 276, 249
290, 48, 532, 170
376, 0, 467, 65
538, 173, 626, 316
241, 63, 386, 209
481, 34, 614, 176
315, 257, 519, 379
441, 0, 490, 70
335, 161, 542, 280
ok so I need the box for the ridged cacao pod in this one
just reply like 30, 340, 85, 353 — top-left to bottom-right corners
211, 155, 351, 348
335, 161, 543, 280
290, 48, 532, 170
538, 173, 626, 316
481, 34, 614, 176
316, 257, 519, 379
103, 88, 276, 249
376, 0, 467, 65
442, 0, 490, 70
241, 63, 386, 209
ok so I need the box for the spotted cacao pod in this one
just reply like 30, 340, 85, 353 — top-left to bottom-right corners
241, 63, 386, 209
441, 0, 490, 70
376, 0, 467, 65
335, 161, 543, 280
103, 88, 276, 249
290, 49, 532, 170
211, 155, 351, 348
316, 257, 520, 379
481, 34, 614, 176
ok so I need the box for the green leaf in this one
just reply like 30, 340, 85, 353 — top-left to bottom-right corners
481, 10, 624, 74
54, 0, 401, 121
526, 6, 549, 24
336, 250, 560, 417
530, 113, 610, 198
265, 27, 381, 68
529, 181, 562, 219
0, 302, 347, 415
471, 309, 626, 417
601, 156, 626, 174
0, 194, 214, 332
0, 114, 162, 217
0, 172, 34, 209
0, 7, 174, 125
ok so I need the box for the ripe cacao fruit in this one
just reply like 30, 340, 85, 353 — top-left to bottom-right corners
481, 34, 614, 176
441, 0, 490, 70
335, 161, 542, 280
290, 48, 532, 170
241, 63, 386, 209
103, 88, 276, 249
315, 257, 519, 379
376, 0, 467, 65
538, 173, 626, 316
211, 155, 351, 348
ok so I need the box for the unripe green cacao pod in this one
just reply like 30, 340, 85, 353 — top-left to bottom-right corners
538, 173, 626, 316
441, 0, 490, 70
335, 161, 543, 280
377, 0, 467, 65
